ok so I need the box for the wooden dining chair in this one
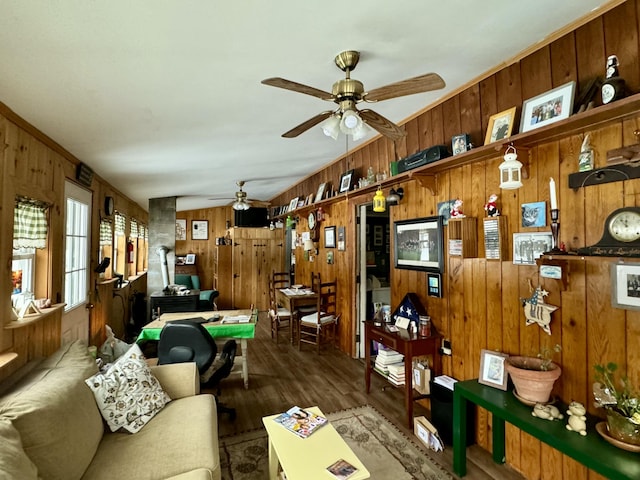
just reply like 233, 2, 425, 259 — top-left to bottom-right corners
298, 274, 339, 354
269, 274, 292, 343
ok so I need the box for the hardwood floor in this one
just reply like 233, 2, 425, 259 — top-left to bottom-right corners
204, 312, 524, 480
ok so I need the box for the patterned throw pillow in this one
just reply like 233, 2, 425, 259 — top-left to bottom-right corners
85, 343, 171, 433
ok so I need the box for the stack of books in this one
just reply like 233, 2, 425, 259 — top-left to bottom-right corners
387, 363, 405, 386
373, 345, 404, 378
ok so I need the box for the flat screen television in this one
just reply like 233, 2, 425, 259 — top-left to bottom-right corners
234, 208, 269, 227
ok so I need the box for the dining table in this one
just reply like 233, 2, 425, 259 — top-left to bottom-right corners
275, 287, 318, 344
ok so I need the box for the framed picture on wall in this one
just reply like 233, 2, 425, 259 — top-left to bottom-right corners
394, 216, 444, 273
339, 169, 355, 193
324, 226, 336, 248
513, 232, 552, 265
185, 254, 196, 265
611, 262, 640, 311
191, 220, 208, 240
337, 226, 346, 251
176, 219, 187, 241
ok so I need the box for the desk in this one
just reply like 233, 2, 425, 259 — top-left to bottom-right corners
138, 309, 256, 389
276, 289, 317, 344
262, 406, 369, 480
452, 379, 640, 479
363, 321, 441, 429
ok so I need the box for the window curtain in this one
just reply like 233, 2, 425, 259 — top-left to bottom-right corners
99, 220, 112, 246
130, 219, 138, 238
114, 212, 126, 236
13, 199, 48, 249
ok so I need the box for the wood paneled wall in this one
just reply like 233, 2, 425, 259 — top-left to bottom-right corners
270, 2, 640, 479
0, 103, 147, 377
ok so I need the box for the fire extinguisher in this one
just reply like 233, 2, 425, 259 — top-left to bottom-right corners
127, 240, 134, 264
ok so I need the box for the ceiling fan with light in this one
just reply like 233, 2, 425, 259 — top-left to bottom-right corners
208, 180, 270, 211
262, 50, 445, 142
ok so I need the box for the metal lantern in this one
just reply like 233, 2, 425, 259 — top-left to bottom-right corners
373, 187, 386, 212
499, 145, 523, 190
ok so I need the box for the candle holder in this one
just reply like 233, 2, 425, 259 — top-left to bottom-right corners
549, 208, 563, 253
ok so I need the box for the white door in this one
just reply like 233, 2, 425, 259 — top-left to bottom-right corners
61, 181, 92, 344
357, 204, 368, 358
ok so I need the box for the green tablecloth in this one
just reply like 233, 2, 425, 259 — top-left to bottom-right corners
137, 322, 255, 342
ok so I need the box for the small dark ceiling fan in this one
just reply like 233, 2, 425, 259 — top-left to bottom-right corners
261, 50, 445, 141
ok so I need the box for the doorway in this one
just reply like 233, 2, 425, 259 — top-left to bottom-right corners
356, 203, 390, 358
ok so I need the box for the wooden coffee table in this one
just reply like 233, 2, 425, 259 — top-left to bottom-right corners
262, 406, 370, 480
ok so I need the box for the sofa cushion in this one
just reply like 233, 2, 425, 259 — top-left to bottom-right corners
85, 343, 171, 433
0, 341, 104, 480
83, 394, 220, 480
0, 417, 38, 480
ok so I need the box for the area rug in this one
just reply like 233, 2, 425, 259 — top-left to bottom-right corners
218, 404, 453, 479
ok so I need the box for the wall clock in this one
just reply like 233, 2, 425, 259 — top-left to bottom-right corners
104, 196, 114, 216
578, 207, 640, 256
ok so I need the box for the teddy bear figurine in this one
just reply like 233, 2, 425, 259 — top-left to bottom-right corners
532, 403, 564, 420
565, 401, 587, 436
450, 198, 465, 218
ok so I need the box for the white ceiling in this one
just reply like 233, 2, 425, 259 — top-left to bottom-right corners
0, 1, 615, 211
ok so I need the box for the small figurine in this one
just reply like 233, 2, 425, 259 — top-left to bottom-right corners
532, 403, 564, 420
450, 198, 465, 218
565, 401, 587, 436
484, 193, 500, 217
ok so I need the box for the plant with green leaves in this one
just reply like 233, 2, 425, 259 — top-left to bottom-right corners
593, 362, 640, 424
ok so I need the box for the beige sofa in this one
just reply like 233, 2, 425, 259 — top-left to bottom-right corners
0, 341, 221, 480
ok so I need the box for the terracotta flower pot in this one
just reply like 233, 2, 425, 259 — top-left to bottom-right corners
505, 356, 561, 404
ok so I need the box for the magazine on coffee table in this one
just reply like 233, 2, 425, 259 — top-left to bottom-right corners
273, 406, 327, 439
326, 458, 359, 479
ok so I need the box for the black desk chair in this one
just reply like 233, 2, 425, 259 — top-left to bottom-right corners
158, 320, 236, 419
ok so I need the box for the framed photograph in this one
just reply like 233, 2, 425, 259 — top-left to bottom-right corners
520, 81, 576, 133
176, 219, 187, 241
437, 199, 456, 226
479, 349, 509, 390
452, 133, 471, 155
394, 216, 444, 273
339, 169, 355, 193
513, 232, 552, 265
185, 253, 196, 265
521, 201, 546, 227
315, 182, 327, 203
484, 107, 517, 145
611, 262, 640, 310
324, 226, 336, 248
191, 220, 208, 240
337, 226, 346, 251
288, 197, 299, 212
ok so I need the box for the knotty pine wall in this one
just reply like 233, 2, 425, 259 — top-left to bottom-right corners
0, 103, 148, 380
270, 2, 640, 479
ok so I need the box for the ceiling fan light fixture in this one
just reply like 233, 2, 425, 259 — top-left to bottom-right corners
320, 114, 341, 140
232, 199, 250, 210
339, 110, 362, 135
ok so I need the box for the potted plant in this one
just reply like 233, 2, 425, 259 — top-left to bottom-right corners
505, 344, 562, 404
593, 362, 640, 446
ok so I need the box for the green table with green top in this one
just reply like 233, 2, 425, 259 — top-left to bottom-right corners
453, 379, 640, 479
137, 309, 257, 389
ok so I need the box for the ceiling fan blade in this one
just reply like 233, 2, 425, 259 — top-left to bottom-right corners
261, 77, 334, 101
359, 109, 406, 141
364, 73, 445, 102
282, 111, 334, 138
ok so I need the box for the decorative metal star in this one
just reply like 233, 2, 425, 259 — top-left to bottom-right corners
521, 286, 558, 335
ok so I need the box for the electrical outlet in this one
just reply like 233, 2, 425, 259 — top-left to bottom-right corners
441, 339, 452, 356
